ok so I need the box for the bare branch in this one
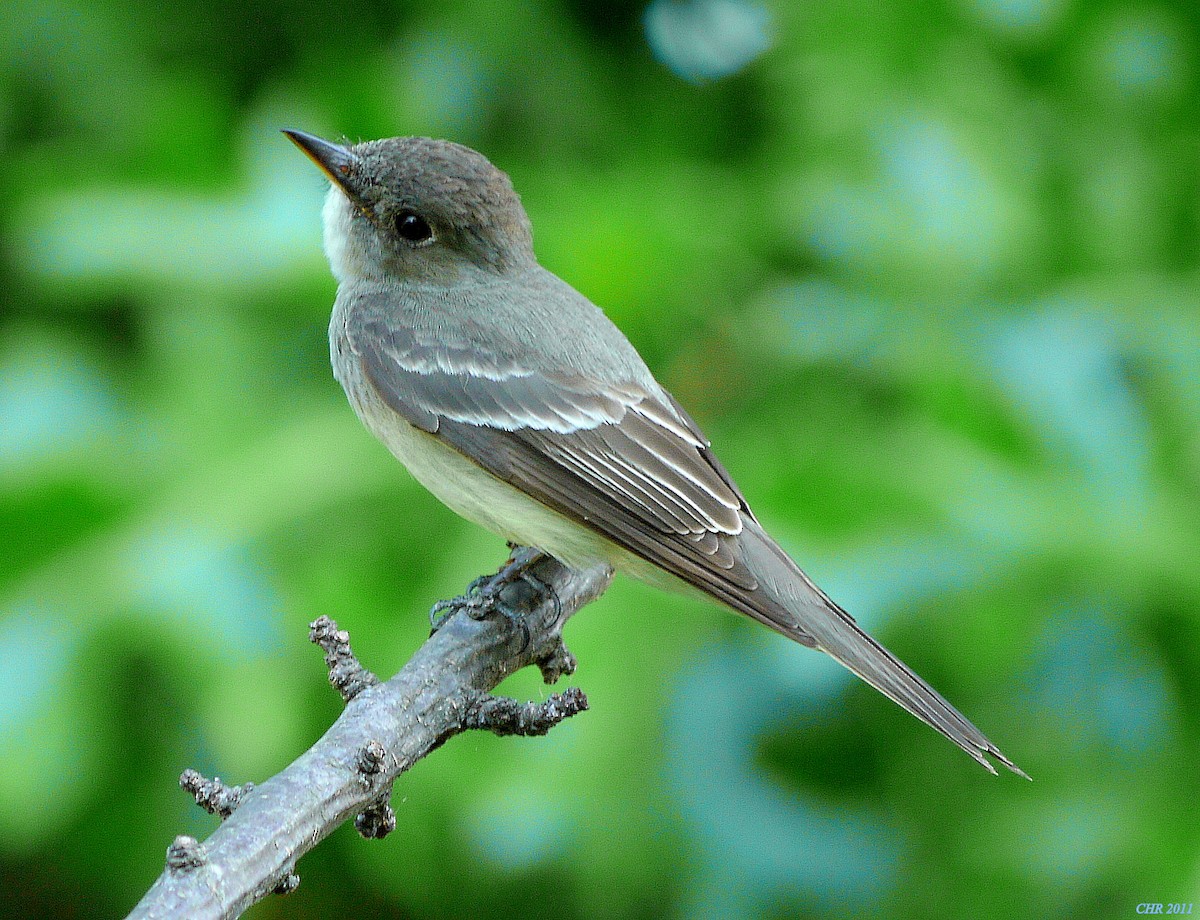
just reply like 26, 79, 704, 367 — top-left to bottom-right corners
179, 770, 254, 819
460, 686, 589, 736
309, 615, 378, 702
126, 548, 613, 920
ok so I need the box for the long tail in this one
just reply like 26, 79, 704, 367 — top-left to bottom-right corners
735, 520, 1028, 778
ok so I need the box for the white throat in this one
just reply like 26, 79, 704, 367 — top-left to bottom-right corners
321, 187, 364, 284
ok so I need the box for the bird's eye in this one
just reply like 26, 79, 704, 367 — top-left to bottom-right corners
394, 210, 433, 243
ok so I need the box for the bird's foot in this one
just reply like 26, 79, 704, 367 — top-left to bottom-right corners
428, 548, 561, 640
428, 573, 488, 632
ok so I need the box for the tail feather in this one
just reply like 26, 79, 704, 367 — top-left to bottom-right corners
737, 520, 1028, 779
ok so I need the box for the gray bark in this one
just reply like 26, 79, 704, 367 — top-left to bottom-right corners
126, 549, 613, 920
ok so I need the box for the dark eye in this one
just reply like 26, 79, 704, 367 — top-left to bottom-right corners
394, 210, 433, 243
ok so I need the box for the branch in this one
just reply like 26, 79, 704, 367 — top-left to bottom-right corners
126, 548, 613, 920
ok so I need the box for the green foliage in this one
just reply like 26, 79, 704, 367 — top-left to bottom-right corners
2, 0, 1198, 917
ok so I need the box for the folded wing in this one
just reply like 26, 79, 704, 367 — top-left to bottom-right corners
353, 317, 1026, 777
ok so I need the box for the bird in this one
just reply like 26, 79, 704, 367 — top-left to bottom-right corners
284, 129, 1026, 778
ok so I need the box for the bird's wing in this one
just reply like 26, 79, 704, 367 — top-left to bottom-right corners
353, 319, 1026, 777
353, 318, 782, 615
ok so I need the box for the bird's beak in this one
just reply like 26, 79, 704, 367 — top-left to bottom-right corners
282, 129, 364, 202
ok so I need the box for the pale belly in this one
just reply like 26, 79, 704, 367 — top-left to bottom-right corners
375, 409, 618, 570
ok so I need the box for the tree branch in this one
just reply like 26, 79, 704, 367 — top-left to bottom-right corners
126, 548, 613, 920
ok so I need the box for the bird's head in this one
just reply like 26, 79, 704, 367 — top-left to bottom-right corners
284, 130, 535, 285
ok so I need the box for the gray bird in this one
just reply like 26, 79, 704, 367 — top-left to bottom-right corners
285, 129, 1026, 778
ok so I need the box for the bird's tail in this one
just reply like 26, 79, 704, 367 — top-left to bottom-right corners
735, 519, 1028, 778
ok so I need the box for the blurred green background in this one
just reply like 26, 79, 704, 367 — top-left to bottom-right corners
2, 0, 1198, 917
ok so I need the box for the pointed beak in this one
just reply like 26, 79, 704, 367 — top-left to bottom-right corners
282, 129, 364, 201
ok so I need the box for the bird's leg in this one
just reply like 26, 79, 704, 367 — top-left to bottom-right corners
428, 547, 561, 639
471, 549, 556, 628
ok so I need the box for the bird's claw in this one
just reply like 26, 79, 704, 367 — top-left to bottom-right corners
428, 550, 560, 645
